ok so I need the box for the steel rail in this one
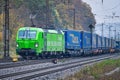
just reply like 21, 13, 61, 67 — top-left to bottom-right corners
0, 54, 113, 69
0, 54, 117, 80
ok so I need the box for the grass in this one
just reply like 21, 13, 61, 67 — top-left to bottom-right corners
62, 58, 120, 80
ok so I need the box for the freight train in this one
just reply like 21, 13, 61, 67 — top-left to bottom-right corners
16, 27, 118, 59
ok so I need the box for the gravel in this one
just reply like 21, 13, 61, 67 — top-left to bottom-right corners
0, 56, 94, 76
0, 62, 53, 76
30, 54, 120, 80
0, 54, 118, 80
30, 62, 97, 80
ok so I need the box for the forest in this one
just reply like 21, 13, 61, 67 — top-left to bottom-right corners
0, 0, 96, 52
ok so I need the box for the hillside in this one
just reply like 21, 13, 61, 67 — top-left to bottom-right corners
0, 0, 96, 41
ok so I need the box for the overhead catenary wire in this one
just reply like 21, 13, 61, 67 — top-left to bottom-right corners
84, 0, 120, 15
102, 2, 120, 12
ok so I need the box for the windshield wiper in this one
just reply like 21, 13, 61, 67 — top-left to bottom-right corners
28, 29, 31, 39
21, 30, 26, 39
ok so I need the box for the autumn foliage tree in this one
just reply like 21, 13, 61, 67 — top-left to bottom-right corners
0, 0, 96, 44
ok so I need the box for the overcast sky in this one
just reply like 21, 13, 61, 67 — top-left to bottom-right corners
83, 0, 120, 24
83, 0, 120, 38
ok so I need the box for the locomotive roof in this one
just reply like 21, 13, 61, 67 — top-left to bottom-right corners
44, 29, 64, 34
18, 27, 64, 34
19, 27, 44, 32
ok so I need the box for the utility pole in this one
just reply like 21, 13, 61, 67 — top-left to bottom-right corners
4, 0, 9, 58
115, 27, 116, 40
46, 0, 49, 28
73, 8, 75, 29
109, 26, 113, 38
109, 26, 111, 38
101, 23, 104, 49
108, 25, 113, 48
118, 32, 120, 41
68, 0, 70, 7
102, 23, 104, 37
113, 27, 116, 41
109, 26, 111, 48
66, 0, 75, 30
117, 32, 119, 41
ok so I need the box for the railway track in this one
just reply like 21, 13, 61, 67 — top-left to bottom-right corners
0, 54, 113, 69
0, 59, 53, 69
0, 54, 118, 80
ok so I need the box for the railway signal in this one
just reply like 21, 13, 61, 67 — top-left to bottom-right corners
89, 24, 94, 50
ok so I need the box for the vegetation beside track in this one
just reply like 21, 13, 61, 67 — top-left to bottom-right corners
0, 41, 17, 59
62, 58, 120, 80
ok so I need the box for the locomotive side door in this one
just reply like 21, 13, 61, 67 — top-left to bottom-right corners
43, 32, 47, 51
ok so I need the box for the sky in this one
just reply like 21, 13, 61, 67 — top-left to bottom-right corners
83, 0, 120, 24
83, 0, 120, 38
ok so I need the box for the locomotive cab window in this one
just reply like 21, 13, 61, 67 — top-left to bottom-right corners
18, 30, 37, 39
27, 31, 36, 39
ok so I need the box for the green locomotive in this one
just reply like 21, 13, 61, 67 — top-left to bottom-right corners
16, 27, 65, 59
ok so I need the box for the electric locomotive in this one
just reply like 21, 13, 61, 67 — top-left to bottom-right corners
16, 27, 64, 59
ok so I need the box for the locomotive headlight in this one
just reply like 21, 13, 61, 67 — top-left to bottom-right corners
16, 44, 19, 47
35, 43, 38, 47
